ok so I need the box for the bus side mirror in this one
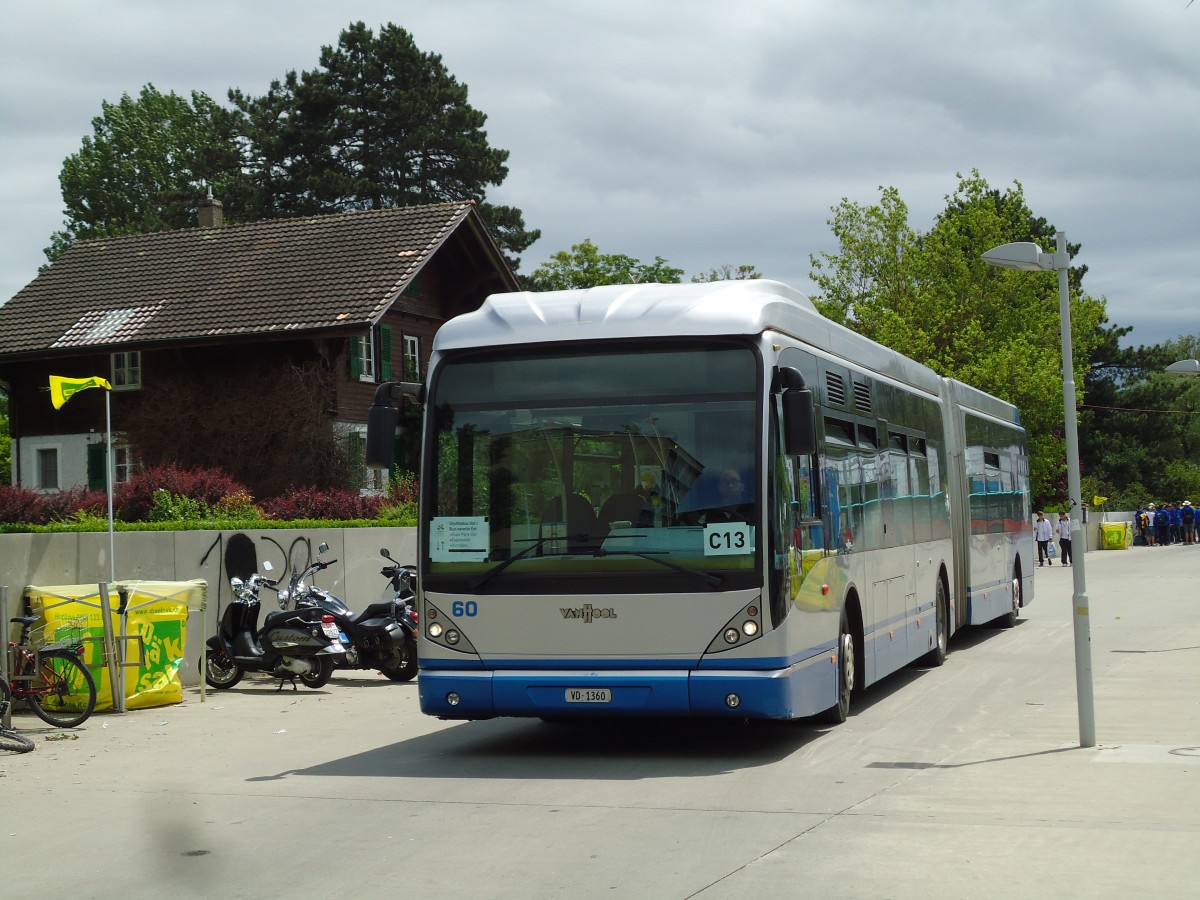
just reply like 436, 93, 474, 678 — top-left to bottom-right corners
366, 381, 422, 470
776, 366, 816, 457
783, 389, 816, 456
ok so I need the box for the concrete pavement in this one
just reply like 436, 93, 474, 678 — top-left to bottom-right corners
3, 541, 1198, 899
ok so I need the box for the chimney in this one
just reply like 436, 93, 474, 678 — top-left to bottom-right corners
198, 188, 224, 228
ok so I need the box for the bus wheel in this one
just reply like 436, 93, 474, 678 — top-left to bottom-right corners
919, 578, 949, 667
819, 610, 854, 724
995, 567, 1022, 628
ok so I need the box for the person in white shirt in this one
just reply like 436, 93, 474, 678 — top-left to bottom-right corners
1034, 511, 1055, 566
1056, 511, 1073, 566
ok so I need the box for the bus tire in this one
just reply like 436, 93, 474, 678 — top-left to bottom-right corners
994, 565, 1022, 629
819, 610, 854, 725
919, 577, 949, 667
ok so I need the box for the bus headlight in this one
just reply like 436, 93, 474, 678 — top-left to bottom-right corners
445, 629, 460, 645
428, 622, 444, 638
706, 600, 765, 654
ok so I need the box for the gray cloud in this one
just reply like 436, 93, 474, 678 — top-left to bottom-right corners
2, 0, 1196, 347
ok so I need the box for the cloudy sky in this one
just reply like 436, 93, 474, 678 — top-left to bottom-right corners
2, 0, 1196, 347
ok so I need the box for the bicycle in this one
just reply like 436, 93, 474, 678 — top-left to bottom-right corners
1, 676, 37, 753
8, 615, 97, 728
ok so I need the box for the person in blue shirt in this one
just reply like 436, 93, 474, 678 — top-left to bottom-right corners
1182, 500, 1196, 545
1168, 502, 1182, 546
1154, 504, 1170, 546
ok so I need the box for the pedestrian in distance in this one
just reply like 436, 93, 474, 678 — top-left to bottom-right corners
1182, 500, 1196, 546
1056, 511, 1073, 566
1154, 503, 1170, 546
1145, 504, 1158, 546
1136, 505, 1151, 546
1168, 502, 1182, 546
1034, 511, 1055, 566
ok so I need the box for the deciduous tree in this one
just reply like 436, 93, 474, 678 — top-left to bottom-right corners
525, 239, 684, 290
809, 170, 1108, 503
691, 264, 762, 282
48, 85, 242, 260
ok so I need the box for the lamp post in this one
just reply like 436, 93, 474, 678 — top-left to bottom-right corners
983, 231, 1096, 748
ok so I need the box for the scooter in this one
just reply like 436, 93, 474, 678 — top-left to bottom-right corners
283, 543, 418, 682
205, 561, 346, 691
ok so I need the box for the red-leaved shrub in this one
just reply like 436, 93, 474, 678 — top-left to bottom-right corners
259, 487, 386, 521
113, 464, 252, 522
0, 485, 108, 525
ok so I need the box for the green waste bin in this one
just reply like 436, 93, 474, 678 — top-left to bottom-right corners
1100, 522, 1130, 550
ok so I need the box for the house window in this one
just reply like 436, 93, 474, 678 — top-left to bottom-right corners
112, 351, 141, 390
348, 429, 384, 493
88, 443, 135, 489
403, 335, 421, 381
114, 446, 134, 485
37, 448, 59, 490
351, 334, 376, 382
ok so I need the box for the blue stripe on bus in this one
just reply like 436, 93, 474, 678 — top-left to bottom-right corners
417, 651, 838, 720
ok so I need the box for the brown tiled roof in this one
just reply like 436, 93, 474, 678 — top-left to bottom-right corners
0, 201, 508, 360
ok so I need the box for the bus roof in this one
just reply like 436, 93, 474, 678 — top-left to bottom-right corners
433, 280, 822, 350
432, 280, 1019, 423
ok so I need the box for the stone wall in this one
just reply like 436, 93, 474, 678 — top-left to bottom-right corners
0, 526, 417, 686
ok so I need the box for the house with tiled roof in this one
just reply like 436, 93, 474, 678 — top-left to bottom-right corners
0, 199, 519, 496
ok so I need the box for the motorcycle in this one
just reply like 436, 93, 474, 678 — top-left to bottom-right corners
378, 547, 419, 681
283, 543, 418, 682
205, 561, 346, 691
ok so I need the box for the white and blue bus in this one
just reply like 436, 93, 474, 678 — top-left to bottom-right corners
367, 280, 1033, 723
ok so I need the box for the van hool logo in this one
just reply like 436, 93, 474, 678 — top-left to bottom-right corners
559, 604, 617, 622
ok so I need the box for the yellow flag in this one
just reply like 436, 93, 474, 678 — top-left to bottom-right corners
1092, 495, 1108, 506
49, 375, 112, 409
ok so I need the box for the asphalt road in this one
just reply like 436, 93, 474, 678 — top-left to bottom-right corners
4, 543, 1198, 899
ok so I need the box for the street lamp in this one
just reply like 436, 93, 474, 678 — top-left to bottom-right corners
983, 231, 1096, 749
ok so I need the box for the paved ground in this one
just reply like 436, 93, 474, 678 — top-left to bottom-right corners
3, 542, 1198, 899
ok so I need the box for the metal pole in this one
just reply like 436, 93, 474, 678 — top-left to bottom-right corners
105, 390, 115, 584
1, 586, 10, 730
1055, 231, 1097, 748
98, 581, 123, 714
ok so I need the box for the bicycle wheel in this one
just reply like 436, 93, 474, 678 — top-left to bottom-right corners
26, 650, 97, 728
0, 724, 36, 753
0, 678, 36, 752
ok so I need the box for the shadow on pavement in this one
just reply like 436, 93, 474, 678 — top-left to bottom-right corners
248, 713, 828, 783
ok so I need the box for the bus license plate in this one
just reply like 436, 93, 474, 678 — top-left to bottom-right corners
566, 688, 611, 703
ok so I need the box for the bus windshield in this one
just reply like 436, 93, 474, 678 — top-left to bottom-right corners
424, 342, 761, 592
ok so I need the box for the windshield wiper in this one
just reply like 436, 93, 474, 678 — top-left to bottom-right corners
591, 545, 723, 590
470, 533, 590, 591
471, 532, 723, 593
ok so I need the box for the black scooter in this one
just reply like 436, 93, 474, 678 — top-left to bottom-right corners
205, 562, 346, 691
285, 544, 418, 682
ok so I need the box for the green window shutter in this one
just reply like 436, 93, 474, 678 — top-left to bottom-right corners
348, 432, 365, 482
349, 336, 363, 379
380, 324, 393, 381
87, 443, 106, 490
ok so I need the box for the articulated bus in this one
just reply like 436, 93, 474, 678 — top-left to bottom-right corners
367, 280, 1033, 723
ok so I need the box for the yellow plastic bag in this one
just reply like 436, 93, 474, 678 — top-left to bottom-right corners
25, 581, 204, 710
